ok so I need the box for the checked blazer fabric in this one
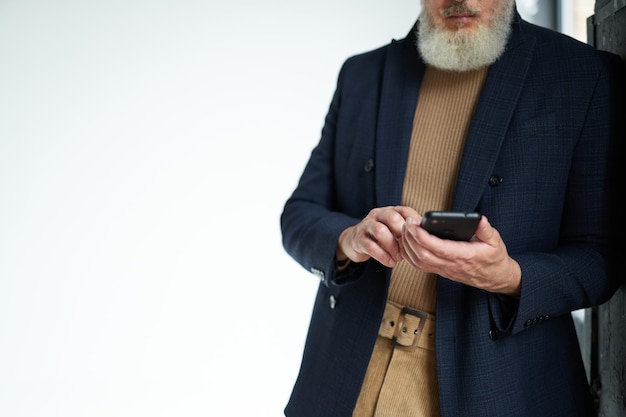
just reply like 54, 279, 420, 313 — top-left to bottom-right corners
281, 10, 623, 417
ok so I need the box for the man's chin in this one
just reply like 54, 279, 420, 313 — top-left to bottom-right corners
417, 0, 515, 71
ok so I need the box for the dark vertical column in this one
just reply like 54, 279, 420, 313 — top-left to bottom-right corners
588, 2, 626, 416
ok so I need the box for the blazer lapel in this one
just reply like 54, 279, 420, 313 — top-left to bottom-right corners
375, 25, 425, 207
451, 15, 536, 211
375, 15, 536, 212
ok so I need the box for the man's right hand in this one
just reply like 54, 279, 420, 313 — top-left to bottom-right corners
336, 206, 421, 268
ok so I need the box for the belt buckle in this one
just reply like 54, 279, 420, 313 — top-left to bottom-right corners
391, 307, 428, 352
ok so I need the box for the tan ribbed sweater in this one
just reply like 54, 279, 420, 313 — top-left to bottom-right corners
352, 66, 488, 417
388, 66, 488, 314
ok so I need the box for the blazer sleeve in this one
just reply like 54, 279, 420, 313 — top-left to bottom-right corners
280, 48, 387, 287
488, 50, 624, 337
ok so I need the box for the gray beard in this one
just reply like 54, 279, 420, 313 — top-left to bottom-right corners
416, 2, 515, 71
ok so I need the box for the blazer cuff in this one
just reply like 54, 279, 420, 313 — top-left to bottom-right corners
487, 292, 520, 335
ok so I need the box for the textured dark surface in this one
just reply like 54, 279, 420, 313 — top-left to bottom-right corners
598, 289, 626, 417
590, 3, 626, 416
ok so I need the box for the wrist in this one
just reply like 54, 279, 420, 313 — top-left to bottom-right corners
507, 259, 522, 298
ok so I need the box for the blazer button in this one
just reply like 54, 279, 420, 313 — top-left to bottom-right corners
329, 295, 337, 309
488, 175, 503, 187
310, 267, 325, 281
489, 329, 500, 341
364, 159, 375, 173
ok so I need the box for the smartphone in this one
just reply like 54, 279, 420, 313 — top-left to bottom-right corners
420, 211, 481, 241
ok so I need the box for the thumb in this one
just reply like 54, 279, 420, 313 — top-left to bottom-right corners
473, 215, 498, 244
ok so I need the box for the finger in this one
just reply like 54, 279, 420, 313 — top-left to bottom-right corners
374, 207, 412, 238
392, 206, 422, 221
354, 234, 400, 267
355, 221, 402, 265
370, 246, 401, 268
404, 217, 469, 264
472, 216, 498, 245
400, 218, 430, 266
403, 216, 435, 245
400, 233, 422, 268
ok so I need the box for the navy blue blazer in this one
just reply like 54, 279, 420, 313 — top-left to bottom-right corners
281, 12, 622, 417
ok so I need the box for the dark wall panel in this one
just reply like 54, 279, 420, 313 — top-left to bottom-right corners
589, 2, 626, 416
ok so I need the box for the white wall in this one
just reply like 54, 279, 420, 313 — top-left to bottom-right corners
0, 1, 420, 416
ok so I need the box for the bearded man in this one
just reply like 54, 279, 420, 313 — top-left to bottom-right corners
281, 1, 623, 416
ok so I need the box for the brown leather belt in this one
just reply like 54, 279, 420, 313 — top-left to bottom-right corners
378, 301, 435, 352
